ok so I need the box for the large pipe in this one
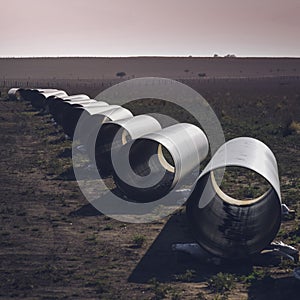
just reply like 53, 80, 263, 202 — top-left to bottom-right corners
16, 88, 31, 101
48, 95, 97, 125
113, 123, 209, 202
30, 90, 68, 110
186, 137, 282, 259
16, 88, 45, 102
16, 88, 67, 109
52, 100, 98, 125
48, 95, 90, 117
46, 94, 90, 114
61, 101, 109, 137
8, 88, 20, 101
91, 115, 162, 175
73, 105, 133, 145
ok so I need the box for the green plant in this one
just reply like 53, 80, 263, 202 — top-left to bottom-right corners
86, 234, 97, 241
103, 224, 113, 231
132, 234, 146, 248
277, 228, 288, 239
240, 268, 269, 284
196, 291, 207, 300
289, 120, 300, 134
171, 292, 182, 300
213, 294, 229, 300
149, 278, 170, 300
174, 269, 196, 282
279, 257, 295, 270
116, 71, 126, 79
208, 272, 235, 293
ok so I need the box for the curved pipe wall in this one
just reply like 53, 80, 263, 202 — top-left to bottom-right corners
18, 88, 49, 102
114, 123, 209, 202
32, 90, 68, 110
53, 100, 98, 124
74, 105, 133, 145
61, 101, 109, 137
48, 95, 92, 120
186, 137, 282, 259
92, 115, 162, 175
8, 88, 20, 101
46, 94, 90, 114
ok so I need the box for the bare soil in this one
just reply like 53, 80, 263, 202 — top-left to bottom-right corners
0, 77, 300, 299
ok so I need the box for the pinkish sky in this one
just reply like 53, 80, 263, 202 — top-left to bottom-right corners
1, 0, 299, 57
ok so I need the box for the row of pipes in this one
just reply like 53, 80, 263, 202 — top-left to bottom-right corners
8, 86, 284, 260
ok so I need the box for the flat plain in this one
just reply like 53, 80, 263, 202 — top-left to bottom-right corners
0, 57, 300, 299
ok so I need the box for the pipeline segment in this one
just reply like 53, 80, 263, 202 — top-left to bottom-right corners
113, 123, 209, 202
186, 137, 282, 259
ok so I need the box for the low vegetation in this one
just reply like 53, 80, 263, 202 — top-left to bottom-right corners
1, 76, 299, 299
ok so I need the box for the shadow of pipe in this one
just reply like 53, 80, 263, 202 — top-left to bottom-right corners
69, 202, 103, 217
128, 211, 256, 283
247, 276, 300, 300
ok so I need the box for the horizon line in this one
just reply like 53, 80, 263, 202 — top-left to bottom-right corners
0, 55, 300, 59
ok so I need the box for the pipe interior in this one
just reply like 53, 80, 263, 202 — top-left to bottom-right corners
129, 139, 175, 177
212, 167, 271, 205
113, 139, 176, 202
186, 171, 281, 259
94, 124, 127, 173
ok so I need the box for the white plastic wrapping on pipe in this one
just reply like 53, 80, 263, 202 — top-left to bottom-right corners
186, 137, 282, 259
113, 123, 209, 202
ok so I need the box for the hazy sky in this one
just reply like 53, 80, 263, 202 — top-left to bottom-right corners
1, 0, 299, 57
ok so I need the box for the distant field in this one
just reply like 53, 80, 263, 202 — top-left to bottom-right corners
1, 57, 300, 80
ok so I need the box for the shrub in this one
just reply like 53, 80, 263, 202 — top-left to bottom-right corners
174, 269, 196, 282
132, 234, 146, 248
289, 121, 300, 134
208, 272, 235, 293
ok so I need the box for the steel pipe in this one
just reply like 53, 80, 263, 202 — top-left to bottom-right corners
61, 101, 109, 137
8, 88, 20, 101
91, 115, 162, 175
186, 137, 282, 259
113, 123, 209, 202
52, 100, 99, 124
48, 96, 99, 125
46, 94, 91, 114
74, 105, 133, 145
17, 88, 55, 102
34, 90, 68, 110
25, 89, 68, 110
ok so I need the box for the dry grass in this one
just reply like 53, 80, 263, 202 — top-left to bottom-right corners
289, 121, 300, 134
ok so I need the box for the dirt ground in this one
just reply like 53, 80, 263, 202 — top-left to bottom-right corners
0, 78, 300, 299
